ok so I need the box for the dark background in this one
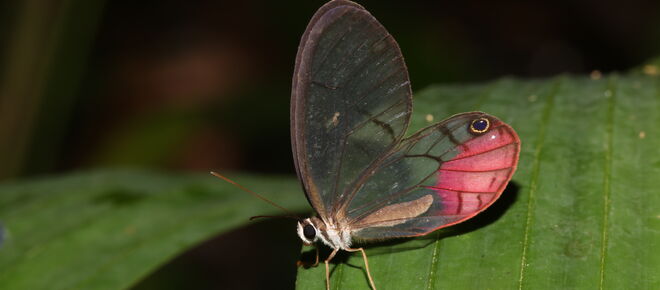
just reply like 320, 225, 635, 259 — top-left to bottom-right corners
1, 0, 658, 289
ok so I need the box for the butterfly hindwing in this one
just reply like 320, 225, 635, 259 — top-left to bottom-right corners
349, 112, 520, 240
291, 0, 412, 219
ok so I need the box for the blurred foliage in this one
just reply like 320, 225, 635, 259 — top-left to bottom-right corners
0, 0, 105, 178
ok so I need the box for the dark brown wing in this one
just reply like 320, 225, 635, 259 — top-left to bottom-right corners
291, 0, 412, 220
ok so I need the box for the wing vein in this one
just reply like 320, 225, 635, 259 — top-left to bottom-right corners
438, 166, 515, 173
424, 186, 499, 194
440, 137, 516, 162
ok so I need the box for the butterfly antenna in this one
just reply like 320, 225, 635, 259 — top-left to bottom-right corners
249, 214, 294, 221
210, 171, 299, 219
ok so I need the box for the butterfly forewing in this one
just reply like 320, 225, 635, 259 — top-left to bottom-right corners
349, 112, 520, 240
291, 0, 412, 219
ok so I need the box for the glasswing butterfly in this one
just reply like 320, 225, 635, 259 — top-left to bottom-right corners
290, 0, 520, 289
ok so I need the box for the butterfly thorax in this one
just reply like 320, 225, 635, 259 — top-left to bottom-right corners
297, 216, 352, 250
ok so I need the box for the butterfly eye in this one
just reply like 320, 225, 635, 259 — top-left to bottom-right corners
303, 224, 316, 240
469, 117, 490, 134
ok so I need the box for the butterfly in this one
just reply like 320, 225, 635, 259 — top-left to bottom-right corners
290, 1, 520, 289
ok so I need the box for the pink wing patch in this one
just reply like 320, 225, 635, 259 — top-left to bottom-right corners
430, 120, 520, 223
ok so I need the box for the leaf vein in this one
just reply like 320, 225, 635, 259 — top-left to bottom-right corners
598, 75, 617, 289
425, 231, 442, 290
517, 77, 560, 289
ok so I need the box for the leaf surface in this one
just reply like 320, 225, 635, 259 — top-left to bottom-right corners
0, 170, 306, 290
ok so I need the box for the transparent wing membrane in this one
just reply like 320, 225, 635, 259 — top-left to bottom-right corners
291, 1, 412, 219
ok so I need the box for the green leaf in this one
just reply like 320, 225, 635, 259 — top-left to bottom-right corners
296, 70, 660, 289
0, 170, 307, 290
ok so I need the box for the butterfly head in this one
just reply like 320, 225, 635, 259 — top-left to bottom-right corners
296, 217, 324, 245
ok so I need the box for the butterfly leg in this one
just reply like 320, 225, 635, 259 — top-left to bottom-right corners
313, 246, 320, 267
347, 247, 376, 290
324, 248, 339, 290
296, 246, 320, 268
